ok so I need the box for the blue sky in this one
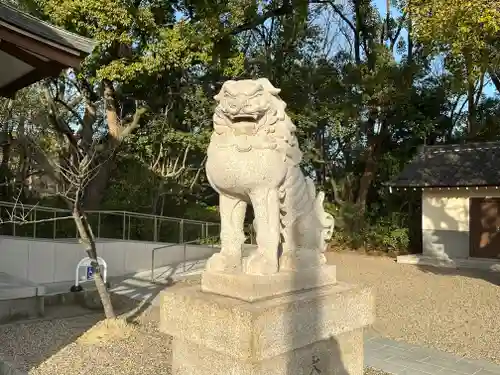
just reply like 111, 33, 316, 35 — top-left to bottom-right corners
374, 0, 407, 43
174, 0, 496, 97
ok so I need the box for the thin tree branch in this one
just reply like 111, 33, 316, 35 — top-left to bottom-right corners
190, 155, 207, 191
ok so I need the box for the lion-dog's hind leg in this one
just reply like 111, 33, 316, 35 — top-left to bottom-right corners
245, 188, 280, 275
206, 193, 247, 273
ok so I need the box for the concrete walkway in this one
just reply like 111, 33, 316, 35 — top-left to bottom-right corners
0, 272, 43, 299
365, 333, 500, 375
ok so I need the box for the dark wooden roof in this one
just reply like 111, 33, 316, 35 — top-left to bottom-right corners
0, 3, 96, 97
389, 142, 500, 188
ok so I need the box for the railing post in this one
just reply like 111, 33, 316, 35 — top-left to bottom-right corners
128, 214, 131, 240
183, 242, 187, 272
53, 211, 57, 239
179, 219, 184, 244
153, 217, 158, 242
151, 250, 155, 281
122, 212, 126, 240
97, 212, 101, 239
33, 209, 37, 239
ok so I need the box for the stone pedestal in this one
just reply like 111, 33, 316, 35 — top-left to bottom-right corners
160, 266, 374, 375
201, 265, 338, 302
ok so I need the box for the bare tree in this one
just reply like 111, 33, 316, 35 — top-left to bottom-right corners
1, 140, 117, 318
0, 74, 148, 320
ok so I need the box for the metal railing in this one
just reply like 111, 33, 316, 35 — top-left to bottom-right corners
150, 237, 221, 281
0, 200, 258, 281
149, 229, 259, 281
0, 201, 221, 244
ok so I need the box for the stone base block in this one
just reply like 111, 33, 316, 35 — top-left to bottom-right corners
173, 328, 364, 375
160, 282, 374, 375
201, 265, 337, 302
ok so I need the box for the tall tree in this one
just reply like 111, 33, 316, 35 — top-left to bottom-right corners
408, 0, 500, 92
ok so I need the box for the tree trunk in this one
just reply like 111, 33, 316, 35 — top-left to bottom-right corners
353, 0, 363, 64
80, 80, 144, 210
72, 208, 115, 319
103, 80, 122, 142
407, 19, 413, 64
466, 79, 477, 136
356, 164, 375, 211
354, 119, 385, 230
464, 51, 479, 138
355, 144, 378, 217
489, 69, 500, 94
77, 80, 121, 209
83, 162, 113, 210
0, 131, 11, 198
0, 107, 16, 199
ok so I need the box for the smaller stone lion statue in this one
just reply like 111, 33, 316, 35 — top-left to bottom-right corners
205, 78, 334, 275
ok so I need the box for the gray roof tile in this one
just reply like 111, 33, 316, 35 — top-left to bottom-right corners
0, 3, 95, 54
389, 142, 500, 187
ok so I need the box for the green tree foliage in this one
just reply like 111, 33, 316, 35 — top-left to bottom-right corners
408, 0, 500, 57
2, 0, 500, 256
408, 0, 500, 95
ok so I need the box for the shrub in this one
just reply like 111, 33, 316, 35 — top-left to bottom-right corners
328, 202, 410, 254
331, 223, 409, 253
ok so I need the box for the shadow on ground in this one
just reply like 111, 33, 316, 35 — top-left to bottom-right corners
0, 261, 205, 374
414, 263, 500, 286
0, 307, 104, 372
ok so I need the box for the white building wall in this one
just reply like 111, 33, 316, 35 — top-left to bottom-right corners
0, 236, 217, 284
422, 187, 500, 259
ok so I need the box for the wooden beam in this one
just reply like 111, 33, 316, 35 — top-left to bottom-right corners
0, 40, 50, 69
0, 27, 83, 67
0, 39, 65, 97
0, 67, 62, 97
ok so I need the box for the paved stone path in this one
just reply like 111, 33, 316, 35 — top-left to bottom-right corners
365, 333, 500, 375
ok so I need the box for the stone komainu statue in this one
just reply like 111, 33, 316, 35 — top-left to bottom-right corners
205, 78, 334, 275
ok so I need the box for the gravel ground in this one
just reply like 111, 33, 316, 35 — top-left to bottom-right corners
363, 369, 391, 375
0, 314, 103, 372
2, 252, 499, 373
0, 277, 192, 374
0, 313, 387, 375
327, 251, 500, 364
30, 320, 172, 375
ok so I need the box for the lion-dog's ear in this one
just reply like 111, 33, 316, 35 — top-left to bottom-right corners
256, 78, 281, 95
214, 80, 236, 101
